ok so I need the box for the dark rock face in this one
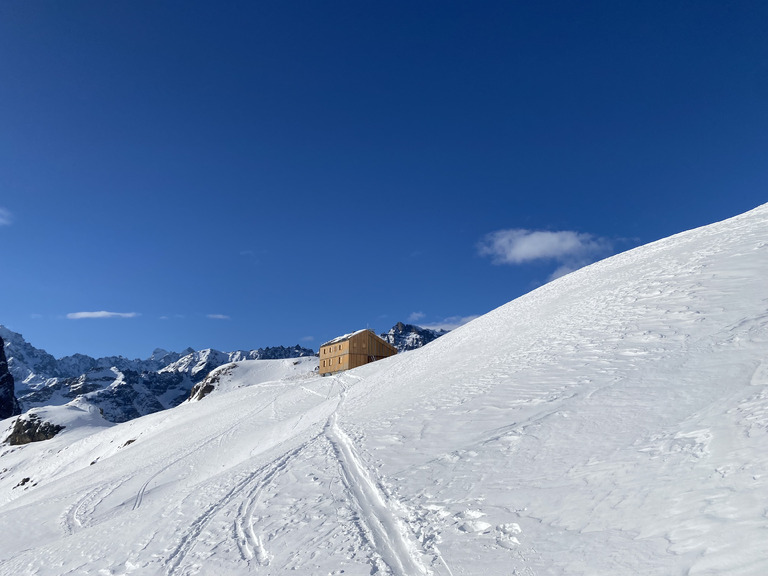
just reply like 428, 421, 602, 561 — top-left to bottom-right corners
188, 364, 236, 402
256, 345, 316, 360
5, 413, 64, 445
380, 322, 449, 353
0, 336, 21, 419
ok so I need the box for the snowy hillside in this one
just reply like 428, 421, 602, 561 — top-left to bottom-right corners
1, 204, 767, 575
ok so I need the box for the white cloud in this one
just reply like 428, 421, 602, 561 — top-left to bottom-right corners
207, 314, 230, 320
421, 315, 480, 332
549, 263, 582, 281
0, 208, 12, 226
407, 311, 426, 322
478, 228, 612, 278
300, 336, 314, 342
67, 311, 138, 319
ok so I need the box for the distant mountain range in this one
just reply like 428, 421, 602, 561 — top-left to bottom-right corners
0, 321, 449, 424
0, 325, 315, 423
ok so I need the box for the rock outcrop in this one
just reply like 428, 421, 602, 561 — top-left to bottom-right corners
5, 413, 64, 445
188, 363, 236, 402
0, 335, 21, 419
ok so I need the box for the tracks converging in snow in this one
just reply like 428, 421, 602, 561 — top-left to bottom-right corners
233, 444, 307, 566
62, 479, 124, 535
325, 384, 430, 576
165, 440, 312, 576
132, 388, 294, 513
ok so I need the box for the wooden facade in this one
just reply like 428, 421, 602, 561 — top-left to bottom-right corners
319, 329, 398, 376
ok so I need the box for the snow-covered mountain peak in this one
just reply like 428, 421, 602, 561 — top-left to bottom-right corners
150, 348, 169, 360
158, 348, 230, 378
380, 321, 449, 352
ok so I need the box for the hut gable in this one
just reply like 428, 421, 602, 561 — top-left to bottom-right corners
318, 329, 397, 376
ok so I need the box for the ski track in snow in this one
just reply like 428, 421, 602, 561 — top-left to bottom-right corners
133, 392, 287, 512
325, 384, 430, 576
233, 443, 308, 566
62, 479, 125, 535
165, 439, 312, 576
163, 373, 352, 574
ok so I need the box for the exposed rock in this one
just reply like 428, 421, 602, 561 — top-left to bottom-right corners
250, 345, 317, 360
13, 477, 32, 489
5, 413, 64, 445
380, 322, 449, 353
0, 336, 21, 419
188, 364, 236, 402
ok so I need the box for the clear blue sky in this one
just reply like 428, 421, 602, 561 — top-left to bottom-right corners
1, 1, 766, 359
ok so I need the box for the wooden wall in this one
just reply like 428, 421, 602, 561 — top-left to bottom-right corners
319, 329, 397, 375
319, 339, 349, 375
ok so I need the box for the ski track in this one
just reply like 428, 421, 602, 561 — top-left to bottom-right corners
165, 439, 312, 576
159, 373, 348, 574
62, 479, 124, 535
133, 395, 284, 511
325, 410, 429, 576
233, 444, 307, 565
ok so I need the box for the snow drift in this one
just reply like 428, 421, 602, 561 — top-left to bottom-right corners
1, 203, 767, 575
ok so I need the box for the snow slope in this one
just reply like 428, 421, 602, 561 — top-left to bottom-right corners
1, 203, 767, 575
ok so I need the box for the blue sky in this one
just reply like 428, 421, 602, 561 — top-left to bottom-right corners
1, 1, 766, 359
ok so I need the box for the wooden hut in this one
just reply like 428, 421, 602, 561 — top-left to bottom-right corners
319, 329, 398, 376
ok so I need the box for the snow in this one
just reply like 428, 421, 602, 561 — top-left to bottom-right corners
320, 329, 372, 347
1, 203, 767, 575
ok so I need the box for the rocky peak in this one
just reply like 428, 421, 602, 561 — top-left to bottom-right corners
380, 322, 449, 353
0, 335, 21, 419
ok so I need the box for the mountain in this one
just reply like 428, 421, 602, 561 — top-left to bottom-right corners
1, 204, 767, 575
0, 327, 316, 422
0, 325, 188, 391
0, 336, 20, 419
380, 321, 449, 352
0, 325, 61, 390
